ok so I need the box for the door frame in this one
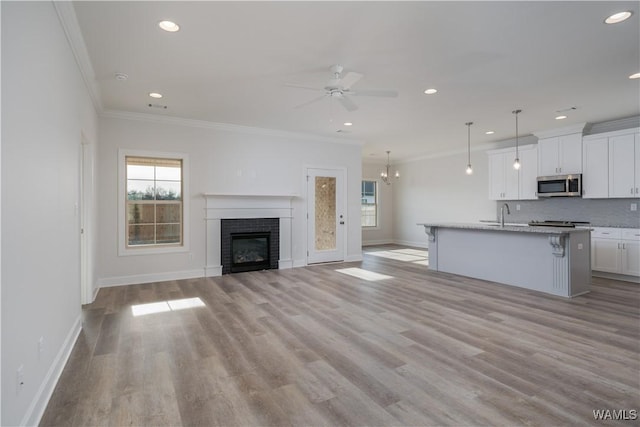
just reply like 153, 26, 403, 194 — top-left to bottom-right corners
79, 133, 93, 304
305, 166, 348, 265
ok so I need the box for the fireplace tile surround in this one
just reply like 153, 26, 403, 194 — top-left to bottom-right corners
221, 218, 279, 274
204, 194, 295, 277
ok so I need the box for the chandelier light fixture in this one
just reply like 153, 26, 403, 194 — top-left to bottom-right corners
513, 109, 522, 170
465, 121, 473, 175
380, 150, 399, 185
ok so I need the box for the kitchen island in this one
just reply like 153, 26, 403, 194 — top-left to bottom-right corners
418, 223, 591, 297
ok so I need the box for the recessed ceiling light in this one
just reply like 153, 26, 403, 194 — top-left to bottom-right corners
114, 73, 128, 81
485, 130, 495, 135
343, 122, 353, 126
604, 11, 633, 24
630, 72, 640, 79
424, 88, 438, 95
149, 92, 163, 99
159, 20, 180, 32
555, 115, 567, 120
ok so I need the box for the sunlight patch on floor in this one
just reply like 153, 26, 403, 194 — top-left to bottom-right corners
367, 248, 428, 263
335, 267, 394, 281
131, 297, 206, 317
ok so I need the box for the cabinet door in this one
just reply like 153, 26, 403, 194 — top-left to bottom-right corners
558, 133, 582, 174
504, 152, 519, 200
591, 238, 621, 273
582, 138, 609, 198
518, 146, 538, 199
538, 137, 559, 176
488, 153, 506, 200
621, 241, 640, 276
609, 134, 636, 198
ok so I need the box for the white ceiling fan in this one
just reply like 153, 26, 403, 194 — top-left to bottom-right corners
285, 64, 398, 112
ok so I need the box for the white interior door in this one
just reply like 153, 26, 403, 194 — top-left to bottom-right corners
307, 168, 345, 264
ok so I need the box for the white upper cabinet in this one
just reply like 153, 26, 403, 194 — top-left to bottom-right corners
537, 133, 583, 176
582, 137, 609, 198
518, 145, 538, 200
609, 132, 640, 198
487, 145, 536, 200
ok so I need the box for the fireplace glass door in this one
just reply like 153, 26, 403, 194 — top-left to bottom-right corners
231, 232, 270, 273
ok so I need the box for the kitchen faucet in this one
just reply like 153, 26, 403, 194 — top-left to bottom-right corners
500, 203, 510, 227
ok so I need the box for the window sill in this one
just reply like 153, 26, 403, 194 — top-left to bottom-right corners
118, 245, 189, 257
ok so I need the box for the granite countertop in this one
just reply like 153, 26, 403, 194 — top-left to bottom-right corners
417, 222, 591, 234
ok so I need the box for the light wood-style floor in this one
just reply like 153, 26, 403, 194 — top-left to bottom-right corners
41, 245, 639, 426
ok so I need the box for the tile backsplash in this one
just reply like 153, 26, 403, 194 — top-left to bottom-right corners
495, 198, 640, 228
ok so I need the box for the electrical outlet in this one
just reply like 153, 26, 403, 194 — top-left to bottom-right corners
631, 203, 637, 212
16, 365, 24, 395
516, 204, 521, 211
578, 243, 583, 250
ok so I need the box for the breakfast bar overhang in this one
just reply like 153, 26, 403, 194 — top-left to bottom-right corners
418, 223, 592, 297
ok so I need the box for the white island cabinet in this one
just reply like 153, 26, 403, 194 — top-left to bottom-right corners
418, 223, 591, 298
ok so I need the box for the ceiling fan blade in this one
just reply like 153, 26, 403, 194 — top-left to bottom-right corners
338, 95, 358, 112
293, 95, 326, 109
351, 89, 398, 97
284, 83, 323, 92
340, 72, 363, 90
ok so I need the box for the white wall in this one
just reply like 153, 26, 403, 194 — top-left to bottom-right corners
1, 2, 98, 425
393, 151, 496, 247
96, 115, 363, 285
362, 162, 394, 245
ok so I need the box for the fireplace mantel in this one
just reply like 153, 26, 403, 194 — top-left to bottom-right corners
203, 193, 295, 276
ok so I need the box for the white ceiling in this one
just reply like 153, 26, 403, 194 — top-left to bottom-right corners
72, 1, 640, 162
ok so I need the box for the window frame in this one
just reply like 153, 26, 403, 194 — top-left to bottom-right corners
361, 179, 379, 229
118, 149, 190, 256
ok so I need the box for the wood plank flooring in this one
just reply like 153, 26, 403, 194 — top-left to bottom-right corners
40, 245, 639, 426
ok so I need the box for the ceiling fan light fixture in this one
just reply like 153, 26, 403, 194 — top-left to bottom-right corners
605, 11, 632, 24
465, 122, 474, 175
159, 20, 180, 32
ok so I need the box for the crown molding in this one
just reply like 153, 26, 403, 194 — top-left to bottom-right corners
532, 123, 587, 139
100, 109, 365, 146
53, 1, 103, 113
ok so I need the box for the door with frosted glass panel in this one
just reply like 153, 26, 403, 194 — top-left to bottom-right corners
307, 168, 345, 264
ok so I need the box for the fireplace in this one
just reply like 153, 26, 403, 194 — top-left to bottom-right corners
221, 218, 279, 274
230, 232, 270, 273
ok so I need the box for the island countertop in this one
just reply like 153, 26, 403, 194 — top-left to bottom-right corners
417, 222, 591, 235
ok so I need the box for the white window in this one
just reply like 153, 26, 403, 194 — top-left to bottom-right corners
119, 150, 189, 255
361, 180, 378, 227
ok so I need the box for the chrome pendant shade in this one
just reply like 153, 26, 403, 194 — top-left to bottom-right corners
380, 150, 399, 185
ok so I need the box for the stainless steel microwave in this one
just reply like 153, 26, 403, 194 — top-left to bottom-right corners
536, 174, 582, 197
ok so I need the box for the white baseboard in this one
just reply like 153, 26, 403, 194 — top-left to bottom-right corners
205, 265, 222, 277
97, 269, 205, 287
23, 314, 82, 427
393, 239, 429, 249
278, 259, 293, 269
345, 253, 364, 262
293, 258, 306, 268
362, 239, 394, 246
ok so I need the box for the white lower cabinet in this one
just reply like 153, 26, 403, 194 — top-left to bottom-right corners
591, 228, 640, 277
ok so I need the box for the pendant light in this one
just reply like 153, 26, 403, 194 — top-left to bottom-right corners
465, 122, 473, 175
513, 109, 522, 170
380, 150, 399, 185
